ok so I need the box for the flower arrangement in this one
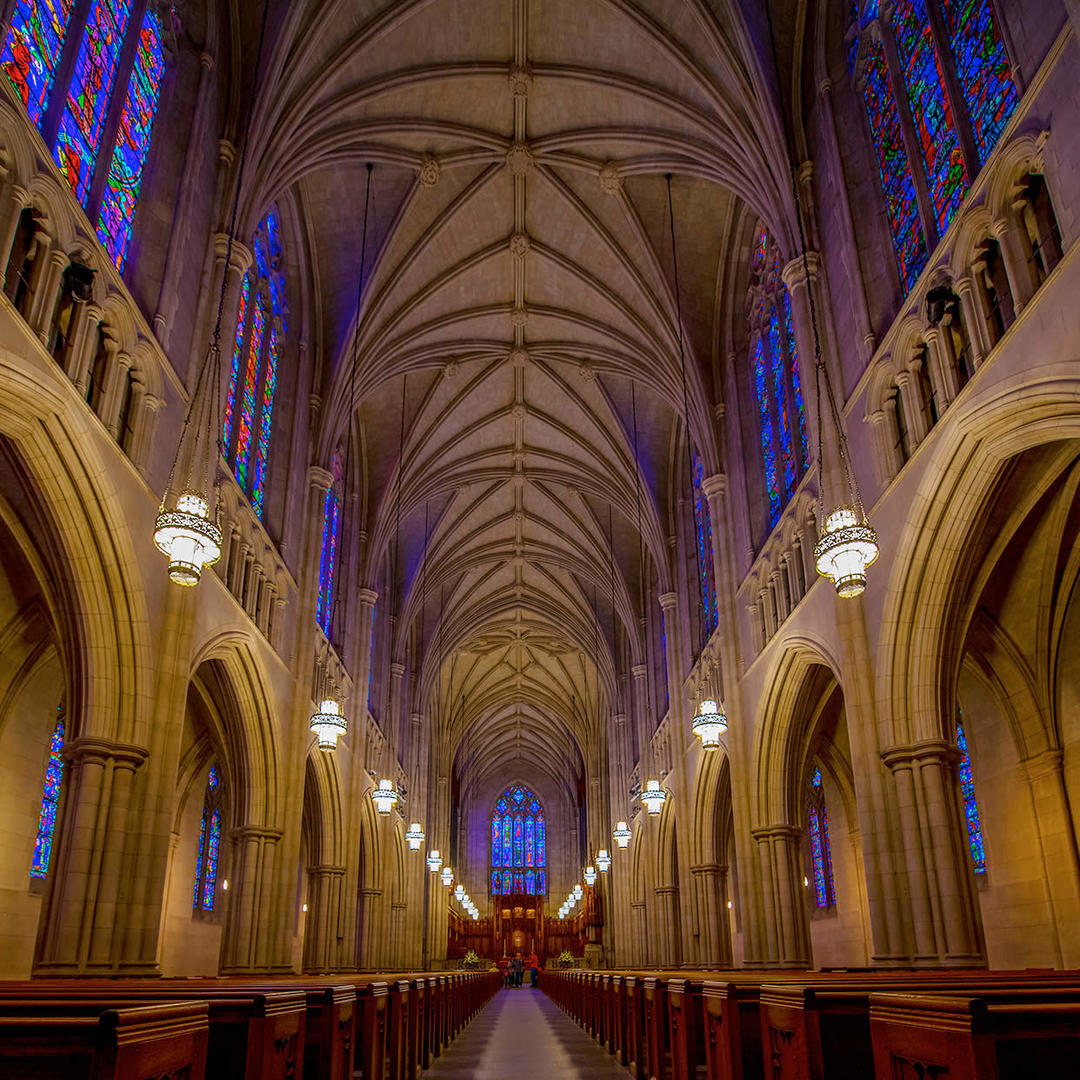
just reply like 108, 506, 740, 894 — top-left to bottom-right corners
557, 949, 574, 968
463, 949, 480, 969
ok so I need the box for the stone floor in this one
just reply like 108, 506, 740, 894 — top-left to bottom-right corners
424, 986, 633, 1078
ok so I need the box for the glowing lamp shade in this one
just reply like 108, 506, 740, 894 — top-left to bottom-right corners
154, 492, 222, 586
613, 821, 632, 849
573, 883, 583, 899
584, 865, 597, 886
472, 911, 479, 920
405, 823, 425, 850
441, 865, 454, 887
814, 507, 879, 598
309, 699, 347, 750
427, 850, 442, 872
692, 698, 728, 750
454, 883, 465, 899
371, 779, 398, 815
596, 849, 611, 871
641, 780, 667, 815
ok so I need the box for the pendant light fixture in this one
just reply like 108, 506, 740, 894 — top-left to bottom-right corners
310, 696, 347, 751
584, 864, 597, 886
155, 0, 270, 585
441, 865, 454, 887
372, 778, 399, 815
641, 779, 667, 815
613, 820, 632, 849
427, 849, 442, 872
691, 697, 728, 751
454, 883, 465, 900
405, 822, 425, 850
596, 848, 611, 872
764, 0, 878, 597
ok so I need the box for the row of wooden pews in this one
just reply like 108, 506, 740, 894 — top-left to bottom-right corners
0, 968, 501, 1080
541, 966, 1080, 1079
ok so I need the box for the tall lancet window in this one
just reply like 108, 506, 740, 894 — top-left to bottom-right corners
1, 1, 165, 271
956, 715, 987, 874
692, 452, 718, 644
807, 767, 835, 908
31, 708, 65, 878
490, 784, 546, 896
848, 1, 1018, 293
193, 765, 223, 912
315, 450, 342, 637
748, 226, 808, 527
223, 207, 286, 517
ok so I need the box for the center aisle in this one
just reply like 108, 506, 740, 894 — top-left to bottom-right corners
424, 985, 632, 1078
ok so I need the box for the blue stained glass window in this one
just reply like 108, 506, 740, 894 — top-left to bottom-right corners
942, 0, 1017, 165
316, 451, 342, 636
754, 337, 780, 522
807, 767, 835, 908
781, 293, 809, 469
2, 0, 74, 126
96, 6, 163, 270
491, 785, 545, 893
692, 453, 718, 638
31, 711, 65, 878
892, 0, 966, 236
193, 766, 223, 911
956, 717, 986, 874
858, 32, 929, 291
55, 0, 133, 203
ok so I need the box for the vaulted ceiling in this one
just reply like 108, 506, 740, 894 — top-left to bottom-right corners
240, 0, 800, 789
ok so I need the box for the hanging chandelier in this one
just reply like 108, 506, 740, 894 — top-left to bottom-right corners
405, 822, 425, 850
573, 884, 583, 899
441, 865, 454, 887
454, 883, 464, 900
641, 780, 667, 815
371, 778, 398, 815
155, 0, 270, 586
309, 698, 347, 750
814, 508, 879, 598
584, 865, 597, 886
613, 821, 632, 849
427, 849, 442, 872
596, 849, 611, 871
692, 698, 728, 751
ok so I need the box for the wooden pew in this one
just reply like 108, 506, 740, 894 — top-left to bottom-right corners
0, 1001, 209, 1080
869, 989, 1080, 1080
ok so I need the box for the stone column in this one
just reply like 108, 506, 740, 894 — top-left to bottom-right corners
304, 865, 346, 973
630, 901, 649, 968
751, 825, 811, 967
220, 826, 285, 972
881, 741, 984, 966
895, 368, 928, 446
32, 247, 69, 345
654, 885, 681, 968
0, 183, 29, 290
690, 863, 731, 968
870, 407, 900, 484
991, 216, 1034, 316
104, 351, 133, 439
21, 223, 52, 323
34, 738, 149, 973
923, 326, 958, 410
781, 255, 823, 454
630, 663, 650, 770
1018, 750, 1080, 968
658, 592, 681, 712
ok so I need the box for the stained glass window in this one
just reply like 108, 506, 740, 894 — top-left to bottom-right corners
224, 209, 286, 517
193, 765, 223, 912
956, 717, 987, 874
748, 227, 808, 528
807, 767, 835, 908
96, 7, 163, 269
31, 710, 65, 878
2, 0, 73, 125
4, 1, 167, 270
849, 1, 1017, 294
692, 453, 718, 641
892, 0, 966, 234
491, 785, 545, 894
55, 0, 134, 202
316, 451, 342, 636
942, 0, 1017, 165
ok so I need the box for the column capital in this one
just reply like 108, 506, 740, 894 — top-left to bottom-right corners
63, 736, 148, 771
781, 250, 821, 292
612, 712, 627, 726
689, 862, 725, 875
310, 864, 347, 878
308, 465, 334, 492
231, 825, 284, 843
700, 472, 726, 499
658, 591, 677, 612
214, 234, 252, 276
631, 664, 647, 680
1018, 748, 1065, 783
389, 662, 405, 679
881, 739, 961, 771
358, 587, 378, 606
751, 824, 801, 842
